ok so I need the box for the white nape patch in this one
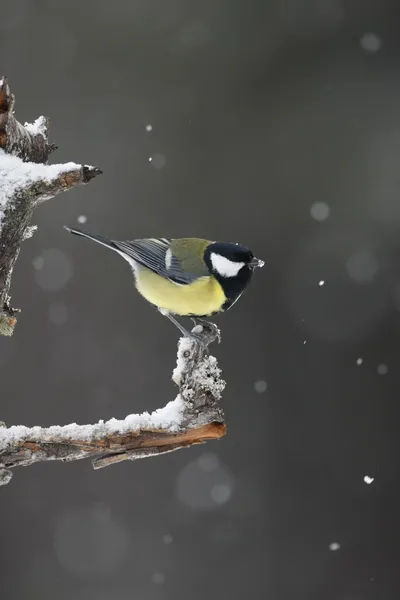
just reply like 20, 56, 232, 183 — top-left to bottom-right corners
210, 252, 244, 278
165, 247, 172, 270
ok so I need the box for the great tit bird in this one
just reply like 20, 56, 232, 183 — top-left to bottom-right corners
64, 227, 264, 337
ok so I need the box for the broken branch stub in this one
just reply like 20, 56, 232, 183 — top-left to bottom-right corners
0, 76, 102, 335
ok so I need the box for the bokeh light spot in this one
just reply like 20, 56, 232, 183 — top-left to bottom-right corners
149, 153, 166, 169
210, 483, 232, 505
377, 363, 388, 375
310, 202, 330, 221
198, 452, 220, 472
346, 250, 379, 284
34, 249, 74, 292
360, 32, 381, 53
284, 230, 390, 343
254, 380, 267, 393
32, 256, 44, 270
176, 458, 234, 510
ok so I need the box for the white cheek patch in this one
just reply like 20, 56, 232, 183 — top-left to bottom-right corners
211, 252, 244, 278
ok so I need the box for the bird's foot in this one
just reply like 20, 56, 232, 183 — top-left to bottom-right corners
190, 319, 221, 345
159, 308, 220, 352
186, 329, 214, 358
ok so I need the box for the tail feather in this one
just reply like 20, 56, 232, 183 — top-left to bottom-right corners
64, 226, 118, 252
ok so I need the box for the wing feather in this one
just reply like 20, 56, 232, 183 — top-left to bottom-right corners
114, 238, 201, 285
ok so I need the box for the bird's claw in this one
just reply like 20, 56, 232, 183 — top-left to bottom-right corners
190, 319, 221, 346
188, 331, 211, 356
204, 322, 221, 344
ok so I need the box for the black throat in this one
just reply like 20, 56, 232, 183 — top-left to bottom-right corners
204, 247, 254, 312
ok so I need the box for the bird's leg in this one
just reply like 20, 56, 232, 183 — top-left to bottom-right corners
159, 309, 191, 337
158, 309, 213, 350
190, 317, 221, 344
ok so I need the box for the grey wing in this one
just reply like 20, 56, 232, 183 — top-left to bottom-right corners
114, 238, 197, 285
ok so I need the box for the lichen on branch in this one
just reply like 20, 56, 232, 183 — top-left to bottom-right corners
0, 76, 102, 335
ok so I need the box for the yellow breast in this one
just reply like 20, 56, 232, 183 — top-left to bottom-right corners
135, 266, 226, 316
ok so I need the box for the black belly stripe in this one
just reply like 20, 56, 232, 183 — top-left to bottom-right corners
216, 268, 253, 312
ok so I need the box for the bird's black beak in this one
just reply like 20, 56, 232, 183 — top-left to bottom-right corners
249, 257, 264, 268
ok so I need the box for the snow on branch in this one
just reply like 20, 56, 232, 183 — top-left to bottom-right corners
0, 76, 102, 335
0, 327, 226, 486
0, 78, 227, 486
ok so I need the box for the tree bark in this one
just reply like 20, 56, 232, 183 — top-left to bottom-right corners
0, 78, 227, 487
0, 326, 226, 485
0, 77, 102, 335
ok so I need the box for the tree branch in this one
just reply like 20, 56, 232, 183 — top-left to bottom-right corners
0, 76, 102, 335
0, 326, 226, 486
0, 78, 227, 485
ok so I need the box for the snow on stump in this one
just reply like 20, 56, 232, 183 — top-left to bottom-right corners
0, 76, 102, 335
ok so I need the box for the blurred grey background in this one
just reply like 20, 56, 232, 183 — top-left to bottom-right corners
2, 0, 400, 598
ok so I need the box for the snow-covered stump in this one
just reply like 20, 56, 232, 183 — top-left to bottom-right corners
0, 326, 226, 486
0, 76, 102, 335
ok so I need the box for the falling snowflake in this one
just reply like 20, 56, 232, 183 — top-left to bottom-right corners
364, 475, 374, 485
329, 542, 341, 551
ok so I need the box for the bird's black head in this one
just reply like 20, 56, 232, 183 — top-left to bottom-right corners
204, 241, 264, 311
